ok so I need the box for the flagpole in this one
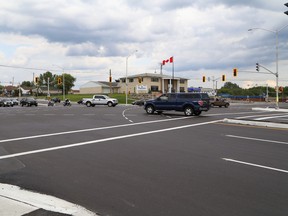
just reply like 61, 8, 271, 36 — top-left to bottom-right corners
172, 56, 174, 92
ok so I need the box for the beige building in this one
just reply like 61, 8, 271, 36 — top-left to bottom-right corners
80, 81, 120, 94
118, 73, 189, 94
79, 73, 189, 94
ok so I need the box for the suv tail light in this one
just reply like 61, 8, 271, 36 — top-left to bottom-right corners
198, 100, 204, 106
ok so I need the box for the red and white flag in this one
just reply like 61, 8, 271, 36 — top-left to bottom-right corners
162, 56, 173, 65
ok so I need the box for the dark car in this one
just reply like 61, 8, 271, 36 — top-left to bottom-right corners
210, 98, 230, 108
77, 99, 84, 104
132, 99, 145, 106
11, 98, 19, 105
1, 98, 14, 107
20, 98, 38, 107
51, 97, 61, 103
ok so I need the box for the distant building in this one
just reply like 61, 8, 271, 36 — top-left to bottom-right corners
80, 81, 120, 94
118, 73, 189, 94
79, 73, 189, 94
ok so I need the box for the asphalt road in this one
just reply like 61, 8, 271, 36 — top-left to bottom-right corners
0, 102, 287, 216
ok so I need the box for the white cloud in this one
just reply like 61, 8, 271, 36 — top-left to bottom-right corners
0, 0, 288, 89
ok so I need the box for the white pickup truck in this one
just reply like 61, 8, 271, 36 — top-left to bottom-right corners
82, 95, 118, 107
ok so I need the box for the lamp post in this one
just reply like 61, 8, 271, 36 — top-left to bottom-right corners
53, 65, 65, 101
248, 24, 288, 108
125, 50, 138, 106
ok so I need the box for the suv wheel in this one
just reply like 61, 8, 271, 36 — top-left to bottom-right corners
194, 110, 202, 116
86, 101, 92, 107
184, 106, 193, 116
146, 105, 155, 114
107, 102, 113, 107
225, 103, 229, 108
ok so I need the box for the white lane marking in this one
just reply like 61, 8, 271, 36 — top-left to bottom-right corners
223, 158, 288, 174
0, 116, 194, 144
254, 114, 288, 120
0, 120, 221, 160
0, 183, 97, 216
226, 135, 288, 145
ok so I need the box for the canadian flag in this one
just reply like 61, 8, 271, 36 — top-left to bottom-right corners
162, 56, 173, 65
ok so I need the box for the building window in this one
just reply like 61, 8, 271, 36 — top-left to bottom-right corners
151, 86, 159, 92
129, 78, 133, 83
151, 77, 159, 82
180, 87, 185, 92
121, 78, 126, 83
180, 79, 185, 84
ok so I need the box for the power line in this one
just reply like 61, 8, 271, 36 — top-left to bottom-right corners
0, 64, 48, 71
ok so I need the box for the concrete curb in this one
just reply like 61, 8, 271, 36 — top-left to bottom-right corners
252, 107, 288, 112
222, 118, 288, 129
0, 183, 98, 216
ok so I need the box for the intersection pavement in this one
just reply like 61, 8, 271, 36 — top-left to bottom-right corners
1, 104, 287, 216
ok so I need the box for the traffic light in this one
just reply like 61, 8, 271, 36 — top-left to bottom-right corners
109, 76, 112, 82
279, 86, 284, 93
222, 75, 226, 82
202, 76, 206, 82
138, 77, 142, 83
35, 77, 39, 84
233, 68, 238, 77
256, 63, 259, 72
284, 3, 288, 15
57, 77, 62, 84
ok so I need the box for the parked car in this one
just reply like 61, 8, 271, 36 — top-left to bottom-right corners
77, 99, 84, 104
210, 98, 230, 108
11, 98, 19, 105
132, 99, 145, 106
51, 97, 61, 103
20, 98, 38, 107
1, 98, 14, 107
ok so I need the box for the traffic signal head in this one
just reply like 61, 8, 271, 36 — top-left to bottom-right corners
57, 77, 62, 84
138, 77, 142, 83
109, 76, 112, 82
222, 75, 226, 82
35, 77, 39, 84
202, 76, 206, 82
233, 68, 238, 77
256, 63, 259, 71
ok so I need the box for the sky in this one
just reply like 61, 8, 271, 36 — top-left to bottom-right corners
0, 0, 288, 90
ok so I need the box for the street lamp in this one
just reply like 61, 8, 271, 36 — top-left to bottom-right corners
53, 65, 65, 101
125, 50, 138, 106
248, 24, 288, 108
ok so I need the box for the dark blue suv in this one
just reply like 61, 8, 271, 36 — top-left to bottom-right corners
144, 93, 210, 116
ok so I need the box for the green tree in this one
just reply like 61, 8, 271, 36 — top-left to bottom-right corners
39, 71, 56, 86
21, 81, 33, 87
56, 73, 76, 94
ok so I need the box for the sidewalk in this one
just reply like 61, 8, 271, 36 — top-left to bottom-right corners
0, 183, 97, 216
223, 106, 288, 129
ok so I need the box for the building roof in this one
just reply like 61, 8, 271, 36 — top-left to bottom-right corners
80, 81, 120, 88
119, 73, 189, 80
